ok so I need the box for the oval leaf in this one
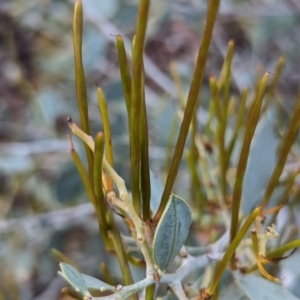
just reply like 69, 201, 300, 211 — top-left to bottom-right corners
81, 273, 115, 292
153, 194, 191, 271
59, 263, 91, 297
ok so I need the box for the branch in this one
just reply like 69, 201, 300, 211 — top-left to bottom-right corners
68, 119, 156, 275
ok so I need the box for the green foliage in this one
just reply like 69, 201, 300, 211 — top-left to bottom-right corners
152, 194, 191, 272
57, 0, 300, 299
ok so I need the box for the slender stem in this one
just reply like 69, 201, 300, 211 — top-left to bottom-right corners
140, 63, 151, 220
251, 228, 279, 282
97, 88, 114, 190
208, 208, 260, 295
70, 137, 96, 206
210, 76, 226, 201
225, 88, 248, 168
130, 0, 150, 216
107, 210, 137, 297
94, 132, 111, 247
116, 35, 132, 116
268, 56, 285, 95
100, 262, 115, 285
153, 0, 221, 223
262, 56, 286, 114
145, 284, 155, 300
51, 248, 80, 270
229, 74, 268, 253
68, 119, 156, 275
186, 150, 205, 218
73, 0, 93, 179
260, 93, 300, 210
266, 240, 300, 259
268, 173, 297, 226
218, 40, 234, 113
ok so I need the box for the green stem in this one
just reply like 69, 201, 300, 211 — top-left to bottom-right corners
145, 284, 155, 300
70, 141, 96, 206
261, 93, 300, 210
73, 0, 93, 180
208, 207, 260, 295
97, 88, 114, 190
140, 63, 151, 221
130, 0, 150, 216
116, 35, 132, 116
218, 40, 234, 112
229, 74, 268, 252
93, 132, 111, 248
225, 88, 248, 168
266, 240, 300, 259
186, 150, 206, 218
100, 262, 115, 285
107, 209, 137, 299
153, 0, 221, 223
210, 76, 227, 201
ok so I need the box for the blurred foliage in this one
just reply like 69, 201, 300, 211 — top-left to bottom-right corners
0, 0, 300, 299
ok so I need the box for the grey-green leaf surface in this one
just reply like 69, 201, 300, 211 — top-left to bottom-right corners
81, 274, 115, 292
153, 194, 191, 271
242, 109, 280, 213
58, 263, 91, 297
222, 272, 299, 300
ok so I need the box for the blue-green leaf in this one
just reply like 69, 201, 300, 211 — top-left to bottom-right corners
58, 263, 91, 297
225, 272, 299, 300
242, 109, 280, 213
81, 273, 115, 293
152, 194, 191, 271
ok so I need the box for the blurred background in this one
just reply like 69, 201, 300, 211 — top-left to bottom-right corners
0, 0, 300, 299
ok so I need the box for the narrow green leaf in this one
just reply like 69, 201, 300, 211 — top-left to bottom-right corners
130, 0, 150, 217
266, 239, 300, 259
73, 0, 93, 179
106, 210, 136, 292
218, 40, 235, 113
97, 89, 114, 167
225, 87, 248, 168
71, 145, 96, 206
59, 263, 91, 297
93, 132, 111, 247
261, 94, 300, 210
208, 207, 260, 295
51, 248, 79, 270
116, 34, 132, 116
140, 63, 151, 221
186, 150, 205, 216
97, 88, 114, 190
210, 76, 227, 200
153, 194, 191, 271
101, 262, 115, 286
230, 73, 268, 247
154, 0, 221, 223
269, 56, 286, 95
